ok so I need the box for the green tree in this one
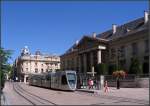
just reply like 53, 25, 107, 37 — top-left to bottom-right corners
129, 58, 142, 75
108, 64, 117, 75
96, 63, 108, 75
6, 65, 13, 79
0, 48, 12, 90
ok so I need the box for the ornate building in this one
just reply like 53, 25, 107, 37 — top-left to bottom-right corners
14, 46, 60, 83
60, 11, 149, 76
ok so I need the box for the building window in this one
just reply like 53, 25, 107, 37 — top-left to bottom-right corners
50, 63, 53, 66
35, 68, 38, 73
41, 64, 43, 67
26, 68, 28, 71
110, 48, 116, 59
145, 40, 149, 53
26, 62, 28, 65
132, 43, 138, 56
120, 46, 125, 58
41, 69, 44, 73
35, 62, 37, 66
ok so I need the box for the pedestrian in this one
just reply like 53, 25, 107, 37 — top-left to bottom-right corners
104, 80, 109, 93
88, 79, 92, 89
91, 79, 94, 89
117, 79, 120, 89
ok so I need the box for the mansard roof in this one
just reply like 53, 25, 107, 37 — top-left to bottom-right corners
62, 15, 149, 56
78, 36, 109, 45
97, 16, 149, 40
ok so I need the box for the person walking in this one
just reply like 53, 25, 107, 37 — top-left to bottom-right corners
88, 79, 93, 89
104, 80, 109, 93
91, 79, 94, 89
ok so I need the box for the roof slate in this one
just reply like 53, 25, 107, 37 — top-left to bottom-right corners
63, 15, 149, 55
97, 16, 148, 40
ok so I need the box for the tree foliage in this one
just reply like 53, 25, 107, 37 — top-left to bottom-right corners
129, 58, 142, 75
0, 48, 13, 90
112, 70, 126, 79
96, 63, 108, 75
108, 64, 117, 75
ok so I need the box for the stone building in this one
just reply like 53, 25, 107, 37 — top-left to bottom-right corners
60, 11, 149, 76
14, 46, 60, 83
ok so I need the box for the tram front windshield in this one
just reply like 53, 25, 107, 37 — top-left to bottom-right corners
67, 73, 76, 87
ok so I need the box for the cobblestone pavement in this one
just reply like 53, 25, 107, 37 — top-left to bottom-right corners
1, 81, 149, 105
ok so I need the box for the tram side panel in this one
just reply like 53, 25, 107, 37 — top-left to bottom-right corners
29, 71, 77, 91
61, 73, 70, 90
44, 74, 51, 88
51, 73, 56, 89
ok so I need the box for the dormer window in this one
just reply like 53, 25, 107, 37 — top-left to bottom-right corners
135, 22, 144, 29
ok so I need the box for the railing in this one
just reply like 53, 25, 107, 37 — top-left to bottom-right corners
104, 74, 149, 82
136, 74, 149, 78
104, 74, 136, 82
76, 73, 149, 89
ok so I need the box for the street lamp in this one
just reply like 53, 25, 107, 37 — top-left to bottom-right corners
116, 48, 122, 89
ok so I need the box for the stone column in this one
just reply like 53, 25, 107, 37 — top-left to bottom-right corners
83, 53, 87, 75
97, 50, 102, 64
78, 55, 81, 73
92, 66, 95, 77
64, 59, 67, 70
24, 74, 27, 83
90, 52, 94, 70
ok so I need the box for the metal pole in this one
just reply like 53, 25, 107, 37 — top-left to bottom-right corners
117, 49, 121, 70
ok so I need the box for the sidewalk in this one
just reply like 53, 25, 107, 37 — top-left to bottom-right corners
77, 87, 117, 93
1, 92, 9, 105
77, 87, 149, 102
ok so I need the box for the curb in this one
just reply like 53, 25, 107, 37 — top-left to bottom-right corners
76, 89, 95, 93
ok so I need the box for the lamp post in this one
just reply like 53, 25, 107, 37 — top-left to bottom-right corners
117, 48, 122, 89
117, 49, 122, 70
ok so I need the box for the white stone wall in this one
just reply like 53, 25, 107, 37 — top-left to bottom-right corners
109, 32, 148, 71
20, 55, 60, 74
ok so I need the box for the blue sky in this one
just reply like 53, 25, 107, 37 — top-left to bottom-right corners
1, 1, 149, 64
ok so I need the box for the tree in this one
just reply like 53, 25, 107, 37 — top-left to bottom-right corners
112, 70, 126, 79
108, 64, 117, 75
96, 63, 108, 75
0, 48, 12, 90
112, 70, 126, 89
129, 58, 142, 75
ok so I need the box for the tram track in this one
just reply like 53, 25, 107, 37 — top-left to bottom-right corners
13, 82, 57, 105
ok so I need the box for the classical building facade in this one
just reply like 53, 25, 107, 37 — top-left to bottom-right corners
60, 11, 149, 76
14, 46, 60, 83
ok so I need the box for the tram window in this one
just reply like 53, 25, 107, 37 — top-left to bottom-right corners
61, 75, 67, 85
46, 75, 50, 80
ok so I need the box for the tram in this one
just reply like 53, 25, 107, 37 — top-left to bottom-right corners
29, 70, 77, 91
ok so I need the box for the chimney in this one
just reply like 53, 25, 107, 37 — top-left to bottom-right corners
92, 32, 96, 38
112, 24, 117, 34
75, 40, 79, 45
144, 11, 149, 24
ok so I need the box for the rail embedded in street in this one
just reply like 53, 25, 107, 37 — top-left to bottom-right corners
13, 82, 57, 105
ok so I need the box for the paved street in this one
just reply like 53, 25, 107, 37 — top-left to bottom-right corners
1, 81, 149, 105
